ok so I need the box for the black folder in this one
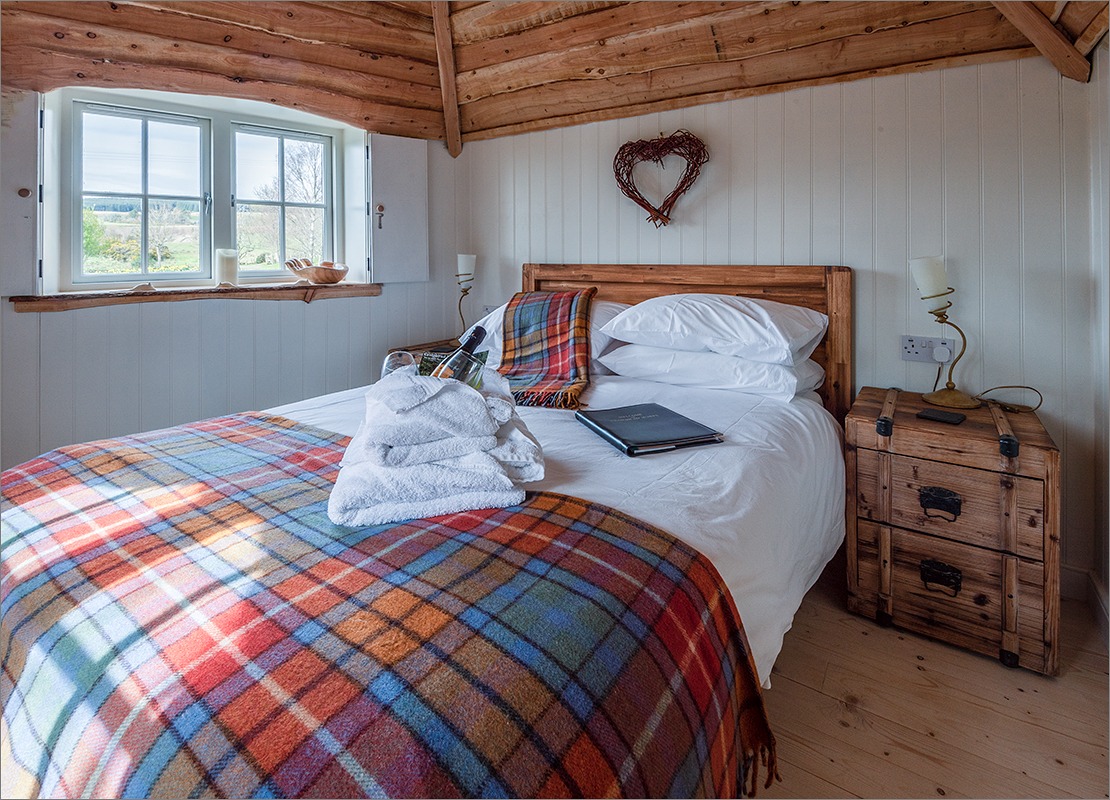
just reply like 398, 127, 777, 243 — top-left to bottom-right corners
574, 403, 724, 456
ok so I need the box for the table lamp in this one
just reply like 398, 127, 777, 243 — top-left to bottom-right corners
910, 256, 981, 409
456, 254, 476, 332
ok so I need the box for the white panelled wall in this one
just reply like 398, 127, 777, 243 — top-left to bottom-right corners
456, 54, 1108, 606
1092, 40, 1110, 628
1, 292, 450, 458
2, 49, 1108, 616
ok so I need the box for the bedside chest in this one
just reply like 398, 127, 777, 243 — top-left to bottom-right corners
844, 386, 1060, 675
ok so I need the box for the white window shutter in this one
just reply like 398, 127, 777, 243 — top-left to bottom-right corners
368, 134, 429, 283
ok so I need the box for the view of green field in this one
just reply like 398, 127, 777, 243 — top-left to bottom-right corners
80, 203, 322, 275
81, 139, 327, 276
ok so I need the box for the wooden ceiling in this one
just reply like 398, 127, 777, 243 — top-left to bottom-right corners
2, 1, 1107, 156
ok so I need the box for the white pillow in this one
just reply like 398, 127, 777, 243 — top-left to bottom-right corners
598, 344, 825, 400
599, 293, 828, 365
466, 299, 630, 369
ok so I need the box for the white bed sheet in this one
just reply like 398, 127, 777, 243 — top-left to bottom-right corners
269, 376, 845, 684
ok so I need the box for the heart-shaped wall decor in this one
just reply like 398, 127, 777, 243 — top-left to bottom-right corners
613, 129, 709, 227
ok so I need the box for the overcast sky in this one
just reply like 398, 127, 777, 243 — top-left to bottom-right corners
82, 111, 283, 201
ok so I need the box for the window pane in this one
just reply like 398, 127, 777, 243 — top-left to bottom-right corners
236, 202, 281, 271
82, 113, 141, 194
236, 132, 279, 201
149, 121, 200, 196
284, 139, 325, 203
148, 200, 202, 273
285, 206, 326, 264
81, 196, 141, 275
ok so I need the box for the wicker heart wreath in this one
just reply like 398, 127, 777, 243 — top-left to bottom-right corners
613, 129, 709, 227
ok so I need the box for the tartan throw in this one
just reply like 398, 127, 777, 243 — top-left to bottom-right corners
2, 413, 777, 799
498, 288, 596, 409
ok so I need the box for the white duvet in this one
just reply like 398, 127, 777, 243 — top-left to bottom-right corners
270, 376, 845, 684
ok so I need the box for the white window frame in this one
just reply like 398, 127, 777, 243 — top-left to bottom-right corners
231, 124, 334, 278
42, 87, 366, 294
70, 101, 212, 286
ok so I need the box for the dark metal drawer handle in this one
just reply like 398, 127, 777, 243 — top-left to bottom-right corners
920, 558, 962, 597
919, 486, 961, 521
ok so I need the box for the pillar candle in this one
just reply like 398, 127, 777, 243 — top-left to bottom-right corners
216, 249, 238, 285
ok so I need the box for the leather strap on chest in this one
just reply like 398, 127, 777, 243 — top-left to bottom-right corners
875, 387, 899, 441
987, 400, 1020, 465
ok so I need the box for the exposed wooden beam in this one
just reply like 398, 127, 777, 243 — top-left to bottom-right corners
431, 1, 462, 157
461, 8, 1032, 136
0, 8, 442, 110
121, 1, 437, 62
456, 2, 986, 105
0, 45, 446, 138
1075, 4, 1109, 55
992, 1, 1091, 81
308, 1, 435, 33
449, 1, 623, 46
463, 48, 1041, 143
387, 0, 439, 18
455, 1, 750, 73
1049, 0, 1107, 40
2, 2, 442, 86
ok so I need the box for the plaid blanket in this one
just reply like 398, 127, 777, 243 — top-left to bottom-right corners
2, 413, 776, 798
498, 288, 596, 409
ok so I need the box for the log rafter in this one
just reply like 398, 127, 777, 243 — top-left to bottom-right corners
1, 0, 1106, 144
460, 6, 1034, 136
993, 1, 1092, 81
455, 2, 989, 103
2, 8, 442, 110
431, 1, 463, 157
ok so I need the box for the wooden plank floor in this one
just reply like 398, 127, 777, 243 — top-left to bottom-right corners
761, 557, 1109, 800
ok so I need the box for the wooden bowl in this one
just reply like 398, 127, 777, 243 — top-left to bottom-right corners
284, 259, 348, 284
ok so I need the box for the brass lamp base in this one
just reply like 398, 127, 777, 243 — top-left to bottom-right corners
922, 387, 981, 409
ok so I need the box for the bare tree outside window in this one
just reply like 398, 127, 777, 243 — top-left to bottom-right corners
236, 133, 330, 270
279, 140, 325, 261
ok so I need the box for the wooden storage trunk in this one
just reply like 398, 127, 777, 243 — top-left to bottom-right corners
845, 387, 1060, 675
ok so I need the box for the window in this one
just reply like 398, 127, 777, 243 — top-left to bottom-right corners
74, 103, 210, 283
43, 88, 361, 293
233, 126, 332, 273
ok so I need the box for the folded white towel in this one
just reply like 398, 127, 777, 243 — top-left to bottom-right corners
358, 434, 498, 468
489, 414, 545, 483
328, 364, 545, 526
328, 451, 525, 526
361, 367, 501, 447
478, 368, 516, 424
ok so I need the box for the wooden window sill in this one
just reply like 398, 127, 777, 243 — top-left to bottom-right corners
7, 282, 382, 313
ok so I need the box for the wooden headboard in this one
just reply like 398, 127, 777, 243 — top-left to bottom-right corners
522, 263, 853, 423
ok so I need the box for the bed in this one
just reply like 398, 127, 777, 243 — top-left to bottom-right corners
1, 263, 852, 799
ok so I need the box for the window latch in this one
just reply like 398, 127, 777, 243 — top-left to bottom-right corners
204, 192, 212, 214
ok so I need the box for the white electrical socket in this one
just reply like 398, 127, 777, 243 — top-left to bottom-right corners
901, 335, 955, 363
